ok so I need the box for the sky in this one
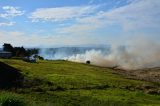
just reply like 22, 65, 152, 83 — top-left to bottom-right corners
0, 0, 160, 47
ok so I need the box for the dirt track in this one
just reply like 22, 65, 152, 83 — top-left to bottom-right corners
112, 67, 160, 83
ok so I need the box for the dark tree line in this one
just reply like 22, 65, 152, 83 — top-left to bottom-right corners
3, 43, 39, 57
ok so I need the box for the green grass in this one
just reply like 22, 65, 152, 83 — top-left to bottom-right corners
0, 92, 26, 106
0, 59, 160, 106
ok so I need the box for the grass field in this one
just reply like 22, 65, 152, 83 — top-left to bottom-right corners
0, 59, 160, 106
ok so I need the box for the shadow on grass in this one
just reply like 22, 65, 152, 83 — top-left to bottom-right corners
0, 61, 24, 89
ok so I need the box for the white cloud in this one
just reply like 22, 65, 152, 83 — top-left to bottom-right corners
0, 6, 25, 19
89, 0, 94, 4
1, 0, 159, 47
29, 5, 99, 22
60, 0, 160, 36
0, 22, 15, 26
59, 24, 98, 35
0, 31, 98, 47
101, 0, 160, 30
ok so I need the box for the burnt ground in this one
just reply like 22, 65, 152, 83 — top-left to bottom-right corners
111, 67, 160, 83
0, 61, 24, 88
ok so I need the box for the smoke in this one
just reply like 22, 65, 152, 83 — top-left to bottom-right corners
65, 37, 160, 70
39, 47, 109, 60
39, 37, 160, 70
39, 48, 69, 60
65, 49, 116, 67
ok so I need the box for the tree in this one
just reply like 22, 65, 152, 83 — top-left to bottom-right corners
3, 43, 14, 53
26, 48, 39, 57
13, 46, 27, 57
2, 43, 42, 58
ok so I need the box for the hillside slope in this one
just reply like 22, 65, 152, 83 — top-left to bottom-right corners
0, 59, 160, 106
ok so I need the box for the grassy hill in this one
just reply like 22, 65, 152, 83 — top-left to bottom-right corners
0, 59, 160, 106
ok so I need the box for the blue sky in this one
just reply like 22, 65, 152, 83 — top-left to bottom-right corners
0, 0, 160, 47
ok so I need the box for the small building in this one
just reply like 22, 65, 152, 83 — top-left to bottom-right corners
0, 51, 12, 58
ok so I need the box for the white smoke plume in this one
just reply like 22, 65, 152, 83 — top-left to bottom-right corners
65, 37, 160, 70
39, 37, 160, 70
65, 50, 116, 67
